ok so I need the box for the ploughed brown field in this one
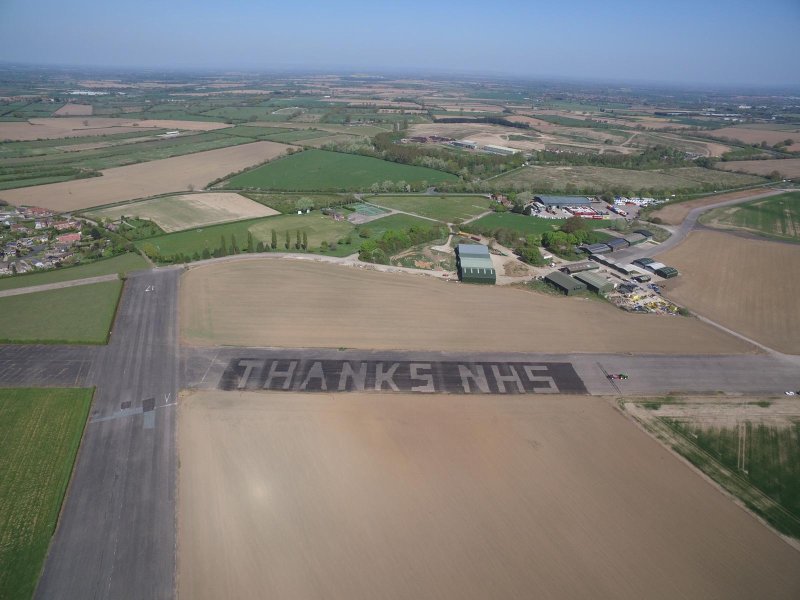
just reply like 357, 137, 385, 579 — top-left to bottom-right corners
180, 259, 752, 354
0, 141, 294, 211
0, 117, 230, 141
649, 188, 781, 225
178, 391, 800, 600
657, 230, 800, 354
709, 126, 800, 152
717, 158, 800, 178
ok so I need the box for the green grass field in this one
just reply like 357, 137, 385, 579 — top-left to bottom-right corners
667, 420, 800, 539
223, 149, 458, 191
700, 191, 800, 241
464, 212, 567, 236
367, 194, 492, 222
0, 280, 123, 343
243, 192, 351, 213
0, 254, 147, 292
138, 213, 358, 257
356, 213, 436, 238
0, 388, 93, 600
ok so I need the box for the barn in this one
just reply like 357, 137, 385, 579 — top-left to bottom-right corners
456, 244, 496, 284
574, 271, 615, 294
544, 271, 587, 295
534, 195, 593, 208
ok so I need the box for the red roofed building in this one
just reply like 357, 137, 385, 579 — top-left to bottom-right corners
56, 233, 81, 245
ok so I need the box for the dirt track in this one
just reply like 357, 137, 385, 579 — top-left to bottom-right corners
178, 391, 800, 600
0, 141, 294, 211
180, 259, 752, 354
658, 230, 800, 354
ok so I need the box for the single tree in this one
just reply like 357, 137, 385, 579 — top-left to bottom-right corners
271, 229, 277, 249
302, 231, 308, 250
295, 230, 301, 250
285, 230, 290, 249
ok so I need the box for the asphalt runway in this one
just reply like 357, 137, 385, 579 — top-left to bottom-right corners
32, 267, 181, 600
0, 344, 97, 386
185, 346, 800, 397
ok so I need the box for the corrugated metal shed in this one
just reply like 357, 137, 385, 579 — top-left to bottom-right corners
561, 261, 599, 275
457, 247, 496, 284
634, 257, 655, 267
605, 238, 629, 251
645, 262, 666, 272
623, 233, 646, 245
586, 243, 611, 254
574, 271, 614, 293
535, 195, 592, 207
544, 271, 587, 295
457, 243, 489, 257
655, 266, 679, 279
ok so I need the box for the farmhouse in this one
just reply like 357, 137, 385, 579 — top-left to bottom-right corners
456, 244, 496, 284
544, 271, 587, 295
534, 195, 592, 208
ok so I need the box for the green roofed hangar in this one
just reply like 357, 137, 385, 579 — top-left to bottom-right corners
456, 244, 496, 284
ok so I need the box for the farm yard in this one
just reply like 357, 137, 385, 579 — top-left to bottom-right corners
0, 141, 294, 211
0, 279, 122, 344
179, 259, 750, 354
657, 230, 800, 354
699, 191, 800, 241
178, 391, 800, 600
87, 192, 279, 233
222, 149, 458, 191
367, 194, 492, 222
0, 388, 93, 600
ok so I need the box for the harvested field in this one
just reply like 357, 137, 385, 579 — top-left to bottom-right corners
717, 158, 800, 178
649, 188, 781, 225
657, 230, 800, 354
88, 193, 278, 232
178, 391, 800, 600
53, 103, 93, 116
709, 126, 800, 152
180, 260, 751, 354
0, 117, 229, 141
0, 141, 294, 211
492, 164, 761, 194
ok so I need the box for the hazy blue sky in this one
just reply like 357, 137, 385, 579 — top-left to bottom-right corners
1, 0, 798, 86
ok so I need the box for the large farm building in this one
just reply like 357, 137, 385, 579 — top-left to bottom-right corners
534, 195, 592, 208
456, 243, 496, 284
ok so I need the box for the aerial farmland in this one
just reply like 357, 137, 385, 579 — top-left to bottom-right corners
1, 60, 799, 600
